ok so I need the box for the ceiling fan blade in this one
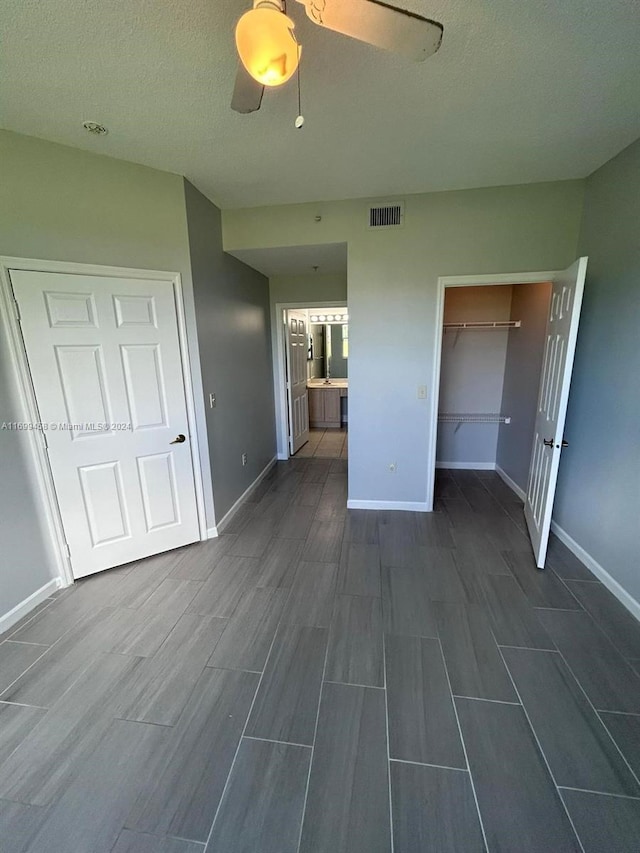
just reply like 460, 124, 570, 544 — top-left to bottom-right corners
295, 0, 443, 61
231, 63, 265, 114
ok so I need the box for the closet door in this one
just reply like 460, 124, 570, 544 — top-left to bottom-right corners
525, 257, 588, 568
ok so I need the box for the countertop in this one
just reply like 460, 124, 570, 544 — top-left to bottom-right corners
307, 379, 348, 389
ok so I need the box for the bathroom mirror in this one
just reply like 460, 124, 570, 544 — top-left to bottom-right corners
308, 322, 348, 379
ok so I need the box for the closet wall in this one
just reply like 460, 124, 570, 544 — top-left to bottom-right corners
437, 282, 552, 479
437, 286, 513, 467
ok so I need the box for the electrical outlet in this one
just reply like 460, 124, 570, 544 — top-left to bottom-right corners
388, 462, 397, 473
417, 385, 427, 399
241, 452, 248, 466
209, 393, 216, 408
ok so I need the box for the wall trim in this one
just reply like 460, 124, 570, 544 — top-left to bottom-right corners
206, 526, 219, 539
0, 577, 62, 637
495, 464, 527, 501
347, 499, 430, 512
216, 456, 277, 533
0, 256, 210, 586
436, 461, 496, 471
550, 521, 640, 623
494, 465, 640, 623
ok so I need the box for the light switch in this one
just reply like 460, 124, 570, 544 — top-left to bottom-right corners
417, 385, 427, 399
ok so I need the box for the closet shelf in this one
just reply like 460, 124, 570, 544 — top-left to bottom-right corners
438, 413, 511, 424
443, 320, 521, 331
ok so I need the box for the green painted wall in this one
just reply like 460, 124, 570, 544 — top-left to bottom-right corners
0, 130, 213, 619
224, 180, 585, 505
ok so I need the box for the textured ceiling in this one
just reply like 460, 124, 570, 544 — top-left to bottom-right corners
228, 243, 347, 276
1, 0, 639, 208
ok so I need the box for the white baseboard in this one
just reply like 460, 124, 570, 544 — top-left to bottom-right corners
436, 461, 496, 470
216, 457, 277, 533
0, 577, 62, 636
495, 465, 527, 501
206, 526, 219, 539
550, 521, 640, 623
277, 452, 289, 461
347, 499, 430, 512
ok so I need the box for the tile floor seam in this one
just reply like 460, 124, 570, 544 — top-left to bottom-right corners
389, 757, 470, 773
382, 631, 395, 853
436, 635, 491, 853
294, 582, 333, 853
243, 735, 312, 750
452, 694, 521, 706
557, 785, 640, 801
548, 646, 640, 793
496, 643, 587, 853
201, 558, 303, 852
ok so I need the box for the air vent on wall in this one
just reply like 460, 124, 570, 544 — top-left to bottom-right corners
368, 202, 404, 229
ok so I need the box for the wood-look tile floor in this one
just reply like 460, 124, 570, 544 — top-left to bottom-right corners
294, 428, 348, 459
2, 464, 640, 852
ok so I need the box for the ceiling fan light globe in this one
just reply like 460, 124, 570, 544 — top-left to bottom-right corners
235, 8, 300, 88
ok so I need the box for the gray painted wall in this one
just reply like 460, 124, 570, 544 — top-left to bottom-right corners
437, 286, 512, 466
553, 138, 640, 601
496, 282, 552, 489
0, 130, 213, 621
184, 180, 276, 522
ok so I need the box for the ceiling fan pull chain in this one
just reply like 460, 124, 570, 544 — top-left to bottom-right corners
295, 42, 305, 128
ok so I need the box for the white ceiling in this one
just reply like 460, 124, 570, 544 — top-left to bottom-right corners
2, 0, 639, 209
228, 243, 347, 276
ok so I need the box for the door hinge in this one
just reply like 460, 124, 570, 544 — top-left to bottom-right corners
64, 542, 72, 560
13, 300, 21, 322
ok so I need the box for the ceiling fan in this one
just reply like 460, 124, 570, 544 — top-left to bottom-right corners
231, 0, 444, 114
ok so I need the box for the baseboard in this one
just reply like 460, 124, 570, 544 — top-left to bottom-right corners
277, 452, 289, 461
495, 465, 527, 501
216, 457, 277, 533
206, 526, 219, 539
436, 461, 496, 470
347, 499, 430, 512
0, 577, 62, 637
550, 521, 640, 622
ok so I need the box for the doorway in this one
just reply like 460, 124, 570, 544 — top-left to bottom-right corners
276, 303, 348, 460
2, 259, 207, 582
429, 261, 587, 567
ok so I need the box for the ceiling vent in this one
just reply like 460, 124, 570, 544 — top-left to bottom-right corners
367, 202, 404, 229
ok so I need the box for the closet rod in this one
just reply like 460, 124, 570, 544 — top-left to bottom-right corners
438, 413, 511, 424
443, 320, 521, 331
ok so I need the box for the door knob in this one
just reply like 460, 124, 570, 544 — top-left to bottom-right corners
170, 434, 186, 444
543, 438, 554, 447
561, 440, 569, 448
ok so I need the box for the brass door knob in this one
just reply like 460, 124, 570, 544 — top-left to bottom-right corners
170, 434, 186, 444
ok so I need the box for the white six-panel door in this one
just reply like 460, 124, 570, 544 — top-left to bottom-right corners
11, 270, 200, 579
286, 310, 310, 455
525, 257, 588, 568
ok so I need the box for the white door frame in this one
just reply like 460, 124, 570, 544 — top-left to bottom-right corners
0, 256, 209, 587
426, 269, 559, 511
273, 301, 347, 460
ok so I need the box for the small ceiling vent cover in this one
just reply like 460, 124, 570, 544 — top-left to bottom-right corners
368, 202, 404, 229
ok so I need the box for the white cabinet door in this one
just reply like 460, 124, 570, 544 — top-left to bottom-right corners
525, 257, 588, 568
285, 309, 310, 454
11, 270, 200, 579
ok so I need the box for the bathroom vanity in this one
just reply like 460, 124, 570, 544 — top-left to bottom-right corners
307, 379, 348, 428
